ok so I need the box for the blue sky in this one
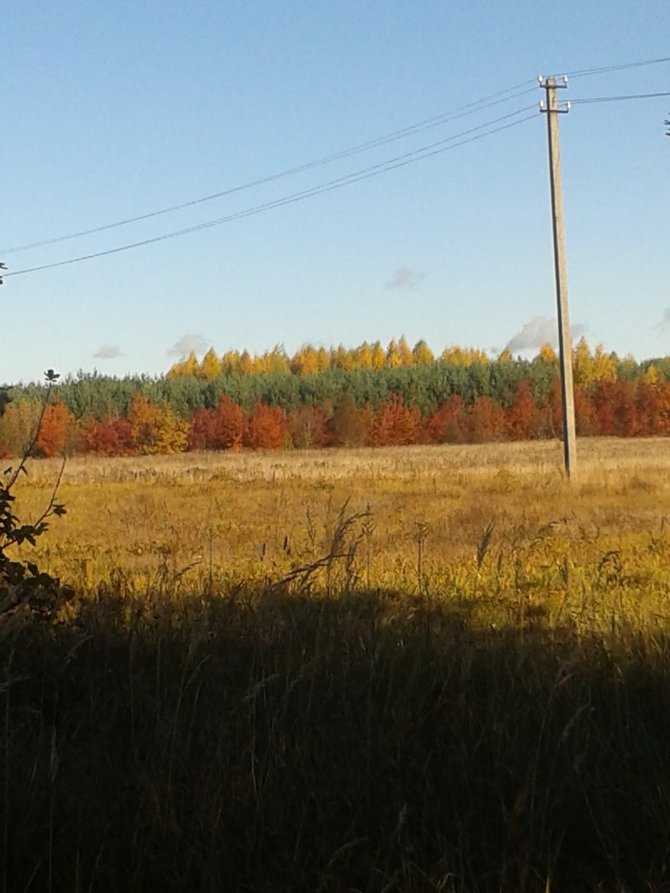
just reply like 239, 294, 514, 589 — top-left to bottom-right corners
2, 1, 669, 384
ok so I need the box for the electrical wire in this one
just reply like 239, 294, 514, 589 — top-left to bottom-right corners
5, 54, 668, 256
570, 91, 670, 104
561, 55, 670, 79
1, 81, 537, 255
4, 54, 667, 267
3, 109, 537, 279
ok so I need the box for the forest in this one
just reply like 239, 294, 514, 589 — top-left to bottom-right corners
1, 337, 669, 457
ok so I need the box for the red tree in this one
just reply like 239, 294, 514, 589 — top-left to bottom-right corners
36, 401, 78, 457
188, 407, 216, 450
505, 380, 540, 441
468, 396, 506, 443
245, 403, 285, 449
211, 396, 246, 450
425, 396, 468, 444
371, 395, 420, 446
81, 415, 135, 455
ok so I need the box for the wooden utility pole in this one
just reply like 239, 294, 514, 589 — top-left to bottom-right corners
540, 75, 577, 478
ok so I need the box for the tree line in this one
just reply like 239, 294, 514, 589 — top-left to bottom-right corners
1, 339, 669, 457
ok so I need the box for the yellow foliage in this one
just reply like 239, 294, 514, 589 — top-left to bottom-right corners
199, 348, 222, 380
497, 348, 513, 364
413, 340, 434, 365
128, 395, 188, 455
538, 343, 557, 363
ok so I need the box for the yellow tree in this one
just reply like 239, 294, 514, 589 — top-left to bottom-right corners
592, 344, 616, 383
238, 350, 255, 376
572, 338, 595, 387
316, 347, 331, 372
199, 348, 222, 380
537, 343, 557, 364
128, 395, 187, 454
370, 341, 386, 369
264, 346, 290, 375
330, 345, 354, 371
386, 339, 402, 368
0, 399, 42, 456
497, 347, 513, 364
397, 335, 414, 366
441, 345, 467, 365
221, 350, 241, 374
291, 345, 321, 375
354, 342, 374, 369
167, 351, 199, 378
412, 339, 434, 365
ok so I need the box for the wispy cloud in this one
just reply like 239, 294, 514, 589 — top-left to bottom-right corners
167, 333, 210, 357
506, 316, 585, 352
655, 308, 670, 330
385, 264, 425, 290
93, 344, 122, 359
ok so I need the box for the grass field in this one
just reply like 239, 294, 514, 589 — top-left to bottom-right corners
3, 439, 670, 891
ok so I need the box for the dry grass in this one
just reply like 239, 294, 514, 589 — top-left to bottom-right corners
4, 439, 670, 891
11, 439, 670, 626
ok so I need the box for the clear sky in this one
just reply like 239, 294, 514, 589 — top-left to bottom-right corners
2, 1, 669, 384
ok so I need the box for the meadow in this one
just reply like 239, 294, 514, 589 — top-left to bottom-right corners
3, 438, 670, 891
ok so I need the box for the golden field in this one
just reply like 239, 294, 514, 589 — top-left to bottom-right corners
5, 437, 670, 891
12, 437, 670, 629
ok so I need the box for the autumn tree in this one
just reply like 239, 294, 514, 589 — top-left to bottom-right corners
291, 345, 322, 375
35, 401, 79, 457
371, 395, 420, 446
412, 339, 434, 366
188, 407, 216, 450
330, 345, 355, 371
370, 341, 386, 370
287, 404, 328, 448
211, 395, 246, 450
245, 402, 285, 449
198, 348, 222, 380
385, 339, 402, 369
128, 395, 188, 454
468, 396, 506, 443
0, 399, 43, 457
506, 380, 540, 440
167, 351, 200, 379
81, 415, 135, 455
425, 396, 468, 444
397, 336, 414, 367
329, 393, 368, 447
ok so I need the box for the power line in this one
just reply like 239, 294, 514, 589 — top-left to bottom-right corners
571, 90, 670, 104
3, 109, 537, 279
562, 55, 670, 79
5, 55, 668, 256
1, 81, 537, 255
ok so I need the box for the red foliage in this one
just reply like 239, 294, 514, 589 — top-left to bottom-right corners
467, 396, 506, 443
505, 380, 540, 441
211, 396, 246, 450
574, 387, 598, 436
371, 395, 421, 446
245, 403, 285, 450
81, 415, 135, 455
425, 396, 468, 444
592, 380, 637, 436
35, 401, 78, 457
188, 407, 216, 450
635, 381, 670, 436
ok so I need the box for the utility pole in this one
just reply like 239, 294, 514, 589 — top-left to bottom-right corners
540, 75, 577, 478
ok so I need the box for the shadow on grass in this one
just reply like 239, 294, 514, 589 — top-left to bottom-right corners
2, 587, 670, 892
